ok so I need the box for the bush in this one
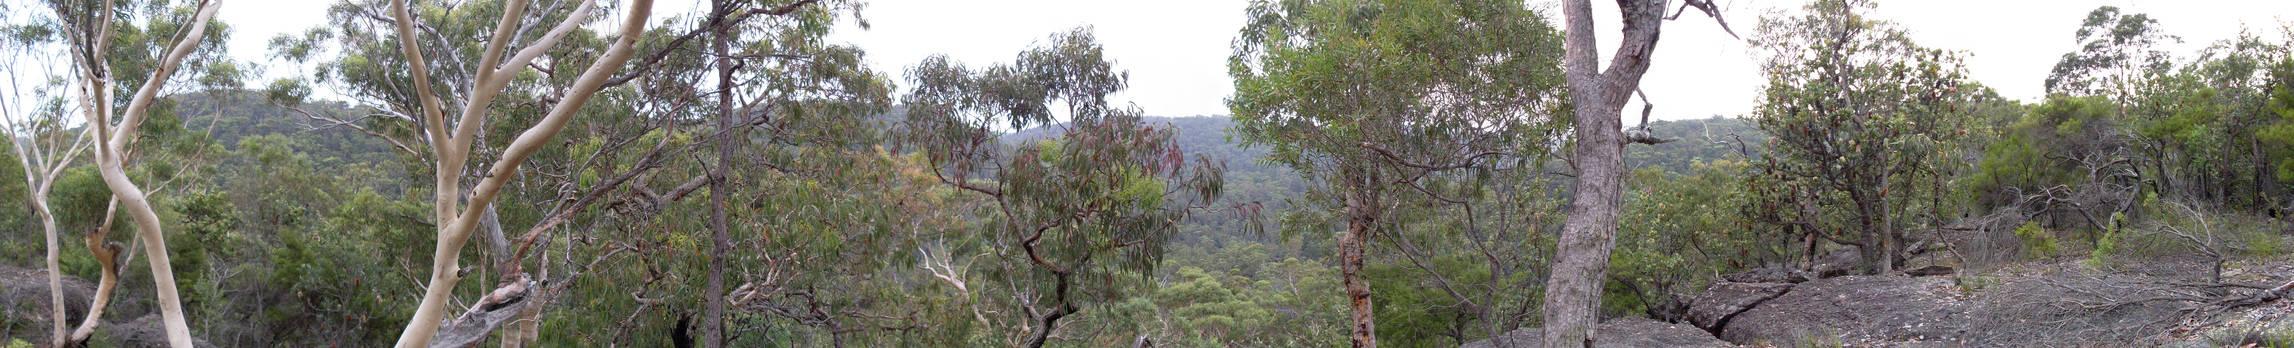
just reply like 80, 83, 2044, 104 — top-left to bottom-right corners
2086, 212, 2128, 268
2086, 197, 2287, 281
2015, 221, 2060, 259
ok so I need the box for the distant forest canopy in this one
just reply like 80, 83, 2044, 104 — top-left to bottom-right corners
3, 0, 2294, 347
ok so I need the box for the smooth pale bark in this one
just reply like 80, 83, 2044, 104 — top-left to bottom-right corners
23, 165, 78, 347
1541, 0, 1668, 347
5, 105, 90, 348
89, 135, 192, 347
37, 187, 66, 346
60, 1, 226, 346
6, 33, 100, 347
387, 0, 652, 345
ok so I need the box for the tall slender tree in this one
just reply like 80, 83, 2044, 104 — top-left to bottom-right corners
50, 0, 229, 345
0, 7, 95, 346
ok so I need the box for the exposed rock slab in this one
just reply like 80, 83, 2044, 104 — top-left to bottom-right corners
1, 264, 98, 338
1811, 246, 1864, 278
1460, 316, 1733, 348
112, 313, 220, 348
1687, 282, 1793, 331
1720, 265, 1804, 284
1719, 274, 1970, 346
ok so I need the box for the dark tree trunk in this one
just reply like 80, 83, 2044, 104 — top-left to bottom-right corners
1021, 275, 1077, 348
1850, 187, 1893, 274
702, 1, 735, 345
1343, 189, 1377, 347
1542, 0, 1678, 347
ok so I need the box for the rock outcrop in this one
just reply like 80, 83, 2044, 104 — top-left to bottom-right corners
2, 264, 99, 339
1718, 274, 1970, 346
1460, 317, 1733, 348
111, 313, 221, 348
1685, 282, 1792, 332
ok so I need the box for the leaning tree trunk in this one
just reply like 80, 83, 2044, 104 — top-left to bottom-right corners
68, 222, 124, 343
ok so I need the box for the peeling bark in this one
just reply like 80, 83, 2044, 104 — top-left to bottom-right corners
1342, 189, 1378, 348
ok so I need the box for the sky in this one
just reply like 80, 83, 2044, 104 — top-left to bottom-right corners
215, 0, 2294, 121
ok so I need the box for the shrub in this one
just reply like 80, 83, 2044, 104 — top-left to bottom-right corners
2015, 221, 2060, 259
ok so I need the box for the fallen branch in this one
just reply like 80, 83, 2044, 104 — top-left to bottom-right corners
426, 274, 534, 348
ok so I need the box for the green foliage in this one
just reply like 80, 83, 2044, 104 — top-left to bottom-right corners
50, 167, 115, 230
2113, 27, 2290, 209
12, 1, 2294, 346
1747, 0, 1980, 272
2087, 212, 2129, 267
1611, 160, 1775, 317
1962, 95, 2114, 209
1230, 0, 1568, 169
2263, 58, 2294, 185
2090, 194, 2280, 270
2046, 6, 2176, 99
1227, 0, 1568, 343
900, 28, 1228, 345
1154, 267, 1276, 343
1228, 0, 1567, 235
2014, 221, 2060, 259
0, 148, 29, 260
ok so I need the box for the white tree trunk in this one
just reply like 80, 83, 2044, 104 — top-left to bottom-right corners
62, 1, 226, 346
35, 184, 67, 347
388, 0, 652, 345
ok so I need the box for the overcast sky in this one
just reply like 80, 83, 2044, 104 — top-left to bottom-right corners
219, 0, 2294, 121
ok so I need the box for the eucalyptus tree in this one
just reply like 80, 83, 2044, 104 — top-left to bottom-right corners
1538, 0, 1733, 346
2042, 6, 2184, 197
685, 0, 884, 345
1746, 0, 1976, 274
2126, 31, 2290, 207
1227, 0, 1569, 345
266, 0, 904, 344
621, 0, 903, 345
2046, 6, 2177, 104
0, 6, 93, 346
46, 0, 230, 345
251, 0, 656, 344
2187, 33, 2291, 209
900, 28, 1228, 347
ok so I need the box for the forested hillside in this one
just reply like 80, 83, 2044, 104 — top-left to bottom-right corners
7, 0, 2294, 347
